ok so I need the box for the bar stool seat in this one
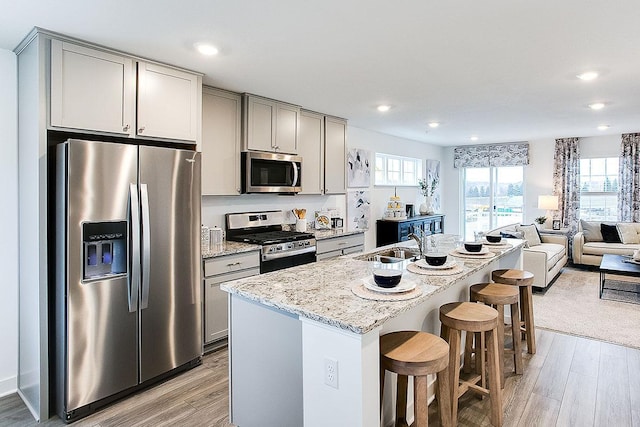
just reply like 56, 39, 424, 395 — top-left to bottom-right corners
464, 283, 523, 388
492, 269, 536, 354
380, 331, 452, 427
440, 302, 503, 426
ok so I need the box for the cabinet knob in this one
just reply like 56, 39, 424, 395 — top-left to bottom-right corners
138, 126, 145, 133
123, 124, 130, 132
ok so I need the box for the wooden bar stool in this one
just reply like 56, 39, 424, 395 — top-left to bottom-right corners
464, 283, 523, 388
380, 331, 452, 427
440, 302, 502, 427
492, 269, 536, 354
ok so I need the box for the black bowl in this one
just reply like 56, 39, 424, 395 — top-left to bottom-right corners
425, 252, 448, 266
464, 242, 483, 252
373, 269, 402, 288
485, 234, 502, 243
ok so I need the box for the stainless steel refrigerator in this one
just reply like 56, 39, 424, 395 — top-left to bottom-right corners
54, 139, 202, 422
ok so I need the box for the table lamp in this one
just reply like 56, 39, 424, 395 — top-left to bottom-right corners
537, 195, 559, 227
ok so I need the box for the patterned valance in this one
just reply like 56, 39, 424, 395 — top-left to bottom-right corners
453, 143, 529, 168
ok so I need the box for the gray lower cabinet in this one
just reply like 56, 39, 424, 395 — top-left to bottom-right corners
316, 233, 365, 261
203, 251, 260, 346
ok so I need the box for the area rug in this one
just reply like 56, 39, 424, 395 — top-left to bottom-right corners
532, 266, 640, 350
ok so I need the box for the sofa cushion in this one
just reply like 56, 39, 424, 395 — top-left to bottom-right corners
527, 242, 566, 268
580, 220, 603, 242
582, 242, 640, 256
516, 224, 542, 246
617, 223, 640, 244
601, 223, 622, 243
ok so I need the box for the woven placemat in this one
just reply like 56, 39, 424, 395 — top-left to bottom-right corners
351, 283, 423, 301
448, 249, 496, 259
407, 262, 464, 276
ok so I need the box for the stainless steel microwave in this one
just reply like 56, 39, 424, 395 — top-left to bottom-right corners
242, 151, 302, 193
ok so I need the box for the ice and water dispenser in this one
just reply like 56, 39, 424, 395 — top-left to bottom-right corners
82, 221, 127, 281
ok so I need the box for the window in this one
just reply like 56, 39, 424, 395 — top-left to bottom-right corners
375, 153, 423, 186
462, 166, 524, 241
579, 158, 618, 221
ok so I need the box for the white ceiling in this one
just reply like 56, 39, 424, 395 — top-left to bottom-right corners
3, 0, 640, 146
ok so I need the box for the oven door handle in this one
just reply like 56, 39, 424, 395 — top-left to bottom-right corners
262, 246, 316, 261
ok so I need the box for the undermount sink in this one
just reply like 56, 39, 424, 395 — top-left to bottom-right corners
356, 248, 421, 263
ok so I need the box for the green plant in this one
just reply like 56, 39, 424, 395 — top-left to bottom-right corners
418, 175, 439, 197
535, 216, 547, 225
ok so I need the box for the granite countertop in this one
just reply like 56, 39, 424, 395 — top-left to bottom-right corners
221, 239, 525, 334
202, 241, 261, 259
314, 228, 364, 240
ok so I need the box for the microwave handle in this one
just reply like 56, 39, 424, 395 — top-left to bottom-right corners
292, 161, 299, 186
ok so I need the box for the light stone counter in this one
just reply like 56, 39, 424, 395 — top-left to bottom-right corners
221, 239, 524, 334
201, 241, 261, 259
313, 228, 364, 240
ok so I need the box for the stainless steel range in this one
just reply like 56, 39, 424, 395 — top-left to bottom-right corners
226, 211, 316, 273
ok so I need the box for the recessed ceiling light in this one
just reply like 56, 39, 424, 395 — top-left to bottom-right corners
577, 71, 598, 81
195, 43, 219, 56
470, 136, 479, 141
589, 102, 605, 110
428, 122, 440, 128
377, 105, 391, 112
597, 125, 610, 131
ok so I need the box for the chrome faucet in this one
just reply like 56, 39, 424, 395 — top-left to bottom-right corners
408, 232, 424, 258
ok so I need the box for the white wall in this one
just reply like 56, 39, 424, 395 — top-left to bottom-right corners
347, 126, 444, 250
0, 48, 18, 397
444, 134, 629, 237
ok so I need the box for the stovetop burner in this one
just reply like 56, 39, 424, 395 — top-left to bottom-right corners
231, 230, 315, 245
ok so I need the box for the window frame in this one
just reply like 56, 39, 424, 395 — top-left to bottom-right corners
374, 153, 423, 187
578, 157, 619, 221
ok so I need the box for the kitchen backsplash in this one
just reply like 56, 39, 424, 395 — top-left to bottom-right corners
201, 193, 346, 232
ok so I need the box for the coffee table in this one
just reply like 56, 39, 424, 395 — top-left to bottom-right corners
599, 254, 640, 298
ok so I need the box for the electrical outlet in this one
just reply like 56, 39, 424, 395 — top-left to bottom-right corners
324, 357, 338, 389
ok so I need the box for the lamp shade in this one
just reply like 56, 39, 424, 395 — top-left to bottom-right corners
538, 195, 559, 210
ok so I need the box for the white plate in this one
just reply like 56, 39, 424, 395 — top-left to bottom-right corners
414, 259, 457, 270
456, 247, 490, 255
482, 239, 506, 246
363, 278, 416, 294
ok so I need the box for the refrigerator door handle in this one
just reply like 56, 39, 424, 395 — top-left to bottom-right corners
140, 183, 151, 309
129, 184, 140, 313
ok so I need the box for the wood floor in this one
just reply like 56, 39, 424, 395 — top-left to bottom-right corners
1, 328, 639, 426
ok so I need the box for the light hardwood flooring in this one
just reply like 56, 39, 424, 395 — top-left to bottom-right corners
1, 328, 639, 426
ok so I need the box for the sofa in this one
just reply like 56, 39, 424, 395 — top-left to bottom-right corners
572, 220, 640, 266
487, 223, 568, 289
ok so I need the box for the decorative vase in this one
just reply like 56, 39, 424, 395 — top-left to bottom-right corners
419, 196, 434, 215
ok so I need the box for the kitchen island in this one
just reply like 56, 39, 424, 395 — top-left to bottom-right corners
221, 240, 524, 427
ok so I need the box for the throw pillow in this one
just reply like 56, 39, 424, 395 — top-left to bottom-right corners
616, 223, 640, 244
580, 219, 603, 242
601, 223, 622, 243
515, 224, 542, 246
500, 231, 524, 239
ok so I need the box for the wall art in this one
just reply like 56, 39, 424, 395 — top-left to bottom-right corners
347, 190, 371, 231
347, 148, 371, 188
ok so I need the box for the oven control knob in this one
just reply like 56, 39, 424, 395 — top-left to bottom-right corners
276, 246, 282, 251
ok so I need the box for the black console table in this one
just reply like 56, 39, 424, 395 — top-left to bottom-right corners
376, 214, 445, 247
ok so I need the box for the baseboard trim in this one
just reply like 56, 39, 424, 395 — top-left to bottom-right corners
0, 376, 17, 398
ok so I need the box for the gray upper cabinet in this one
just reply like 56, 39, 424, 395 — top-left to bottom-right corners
137, 62, 200, 142
50, 39, 201, 143
243, 94, 299, 154
298, 110, 324, 194
201, 87, 242, 195
50, 39, 135, 136
324, 116, 347, 194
